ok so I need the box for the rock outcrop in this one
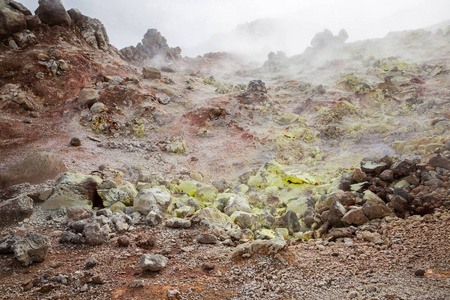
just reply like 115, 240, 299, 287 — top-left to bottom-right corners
310, 28, 348, 49
120, 28, 181, 66
35, 0, 71, 27
0, 0, 31, 38
68, 8, 110, 50
13, 232, 50, 266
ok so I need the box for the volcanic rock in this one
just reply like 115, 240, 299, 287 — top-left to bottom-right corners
361, 160, 388, 176
35, 0, 71, 27
140, 254, 168, 271
0, 0, 28, 38
165, 217, 191, 229
132, 188, 171, 215
362, 202, 390, 220
71, 12, 110, 50
379, 169, 394, 182
13, 232, 50, 266
428, 154, 450, 170
231, 238, 286, 259
321, 200, 347, 226
282, 210, 301, 235
40, 172, 102, 209
0, 194, 33, 227
83, 223, 108, 245
70, 137, 81, 146
391, 159, 416, 178
224, 194, 252, 216
195, 233, 217, 244
0, 235, 20, 253
230, 211, 260, 231
121, 28, 181, 65
142, 66, 161, 79
341, 208, 369, 225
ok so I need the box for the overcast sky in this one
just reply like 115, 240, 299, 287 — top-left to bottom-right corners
20, 0, 450, 57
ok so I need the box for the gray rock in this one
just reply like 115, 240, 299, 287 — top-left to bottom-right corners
230, 211, 260, 231
85, 258, 97, 269
326, 227, 354, 242
40, 172, 102, 209
128, 280, 144, 288
66, 206, 93, 222
224, 194, 252, 216
360, 160, 387, 176
341, 208, 369, 225
83, 223, 108, 245
0, 1, 27, 38
12, 30, 37, 47
193, 206, 231, 226
231, 238, 286, 259
26, 15, 41, 30
142, 66, 161, 79
363, 190, 385, 204
360, 231, 384, 244
362, 202, 390, 220
167, 289, 181, 299
121, 28, 181, 65
75, 14, 110, 50
165, 218, 191, 229
115, 220, 129, 233
89, 102, 106, 114
139, 254, 168, 271
282, 210, 301, 235
98, 181, 138, 207
0, 235, 20, 253
35, 0, 71, 27
71, 219, 89, 233
133, 188, 171, 215
13, 232, 50, 266
78, 88, 99, 107
195, 233, 217, 244
321, 200, 347, 226
146, 211, 162, 226
67, 8, 82, 23
0, 194, 33, 227
59, 231, 84, 244
120, 46, 147, 63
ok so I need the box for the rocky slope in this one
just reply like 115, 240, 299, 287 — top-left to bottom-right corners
0, 1, 449, 299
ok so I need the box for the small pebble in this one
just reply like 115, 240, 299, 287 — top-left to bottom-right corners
70, 137, 81, 146
118, 236, 130, 247
415, 268, 426, 276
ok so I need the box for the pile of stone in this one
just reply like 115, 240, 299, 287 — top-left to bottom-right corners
298, 143, 450, 240
120, 29, 182, 66
1, 0, 111, 51
237, 79, 270, 104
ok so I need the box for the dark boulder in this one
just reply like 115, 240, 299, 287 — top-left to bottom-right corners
35, 0, 71, 27
0, 0, 28, 38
